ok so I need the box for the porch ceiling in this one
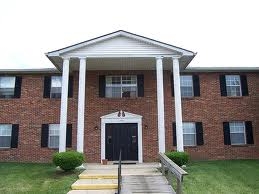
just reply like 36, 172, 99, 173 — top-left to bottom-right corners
50, 56, 193, 72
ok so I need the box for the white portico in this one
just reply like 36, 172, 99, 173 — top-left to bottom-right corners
46, 30, 196, 161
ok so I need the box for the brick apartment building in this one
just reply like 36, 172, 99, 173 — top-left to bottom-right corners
0, 30, 258, 163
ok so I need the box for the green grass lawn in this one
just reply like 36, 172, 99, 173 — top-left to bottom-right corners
0, 162, 81, 194
183, 160, 259, 194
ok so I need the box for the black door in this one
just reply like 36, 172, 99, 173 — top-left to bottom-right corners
105, 123, 138, 161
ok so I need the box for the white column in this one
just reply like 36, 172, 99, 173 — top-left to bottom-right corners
156, 56, 165, 153
172, 56, 184, 152
59, 58, 70, 152
77, 57, 86, 153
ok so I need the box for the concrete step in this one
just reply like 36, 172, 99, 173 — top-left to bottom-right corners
67, 189, 116, 194
71, 179, 118, 190
79, 174, 117, 179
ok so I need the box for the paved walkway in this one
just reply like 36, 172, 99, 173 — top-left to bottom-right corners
67, 163, 174, 194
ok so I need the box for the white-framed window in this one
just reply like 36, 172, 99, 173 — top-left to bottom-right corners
50, 76, 62, 98
0, 124, 12, 148
180, 75, 193, 97
0, 76, 16, 98
48, 124, 60, 148
229, 121, 246, 145
183, 122, 196, 146
225, 75, 241, 96
105, 75, 137, 98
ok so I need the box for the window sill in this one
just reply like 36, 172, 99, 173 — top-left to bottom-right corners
231, 144, 253, 147
0, 147, 11, 150
226, 96, 243, 99
184, 145, 198, 148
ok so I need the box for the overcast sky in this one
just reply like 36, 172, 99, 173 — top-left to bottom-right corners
0, 0, 259, 69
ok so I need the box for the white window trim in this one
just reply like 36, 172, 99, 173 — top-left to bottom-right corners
229, 121, 246, 145
105, 75, 137, 98
225, 75, 242, 96
0, 124, 12, 148
183, 122, 196, 146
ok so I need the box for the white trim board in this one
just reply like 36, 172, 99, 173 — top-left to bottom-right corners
100, 110, 143, 163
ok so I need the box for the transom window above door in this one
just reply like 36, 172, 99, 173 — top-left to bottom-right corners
105, 75, 137, 98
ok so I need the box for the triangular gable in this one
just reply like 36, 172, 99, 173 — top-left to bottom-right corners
47, 30, 195, 57
101, 110, 142, 119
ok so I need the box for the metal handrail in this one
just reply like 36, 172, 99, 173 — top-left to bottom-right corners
117, 149, 122, 194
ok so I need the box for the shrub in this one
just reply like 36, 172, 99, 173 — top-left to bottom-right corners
165, 151, 189, 167
53, 151, 85, 171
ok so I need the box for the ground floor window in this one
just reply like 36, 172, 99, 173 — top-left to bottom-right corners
0, 124, 12, 148
183, 122, 196, 146
48, 124, 60, 148
229, 121, 246, 145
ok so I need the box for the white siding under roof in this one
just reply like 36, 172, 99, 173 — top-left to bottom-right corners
61, 36, 176, 57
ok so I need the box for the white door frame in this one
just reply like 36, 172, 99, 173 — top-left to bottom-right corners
100, 111, 143, 163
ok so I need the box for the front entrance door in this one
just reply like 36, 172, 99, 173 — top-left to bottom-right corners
105, 123, 138, 161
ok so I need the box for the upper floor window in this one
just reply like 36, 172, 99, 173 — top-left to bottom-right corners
225, 75, 241, 96
0, 124, 12, 148
43, 76, 73, 98
0, 77, 16, 98
50, 76, 62, 98
220, 75, 248, 97
172, 75, 200, 97
180, 75, 193, 97
105, 75, 137, 98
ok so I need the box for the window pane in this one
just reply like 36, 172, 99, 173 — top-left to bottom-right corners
0, 136, 11, 148
180, 76, 193, 97
0, 77, 16, 88
0, 124, 12, 148
183, 134, 196, 146
226, 75, 241, 86
230, 133, 245, 145
226, 86, 241, 96
122, 86, 137, 97
226, 75, 241, 96
51, 76, 62, 87
48, 124, 60, 148
50, 76, 62, 98
183, 122, 196, 133
49, 136, 59, 148
0, 124, 12, 136
183, 122, 196, 146
111, 76, 121, 84
0, 77, 16, 97
181, 86, 193, 97
106, 86, 121, 98
229, 122, 245, 144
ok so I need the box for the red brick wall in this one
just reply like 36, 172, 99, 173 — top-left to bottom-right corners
0, 71, 258, 162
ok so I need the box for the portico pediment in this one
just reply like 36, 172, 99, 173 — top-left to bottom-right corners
101, 110, 142, 119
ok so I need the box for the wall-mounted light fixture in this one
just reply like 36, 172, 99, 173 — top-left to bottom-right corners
144, 125, 148, 129
94, 126, 98, 130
